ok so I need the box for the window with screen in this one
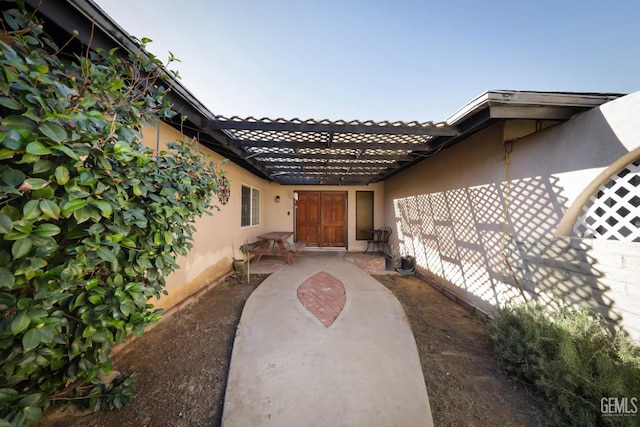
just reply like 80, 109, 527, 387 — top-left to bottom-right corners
241, 185, 260, 227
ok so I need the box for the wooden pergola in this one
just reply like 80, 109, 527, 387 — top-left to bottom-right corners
203, 116, 459, 185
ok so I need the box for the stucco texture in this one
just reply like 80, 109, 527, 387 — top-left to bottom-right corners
383, 92, 640, 338
139, 122, 386, 312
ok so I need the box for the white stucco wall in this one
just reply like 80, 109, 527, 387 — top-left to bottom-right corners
384, 91, 640, 338
509, 91, 640, 213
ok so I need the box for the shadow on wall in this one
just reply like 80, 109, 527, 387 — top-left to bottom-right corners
394, 175, 567, 307
392, 175, 631, 338
502, 235, 637, 338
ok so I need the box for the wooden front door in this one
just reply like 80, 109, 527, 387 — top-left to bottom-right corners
296, 192, 321, 247
295, 192, 347, 248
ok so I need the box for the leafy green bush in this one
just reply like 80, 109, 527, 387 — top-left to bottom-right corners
486, 301, 640, 426
0, 2, 221, 425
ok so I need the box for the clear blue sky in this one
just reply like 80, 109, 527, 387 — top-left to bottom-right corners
95, 0, 639, 122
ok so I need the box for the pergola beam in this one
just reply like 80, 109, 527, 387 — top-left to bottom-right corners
275, 176, 372, 185
204, 118, 458, 137
249, 153, 413, 162
266, 166, 388, 172
232, 139, 434, 151
199, 116, 457, 185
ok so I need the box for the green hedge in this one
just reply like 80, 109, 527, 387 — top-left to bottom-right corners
486, 301, 640, 426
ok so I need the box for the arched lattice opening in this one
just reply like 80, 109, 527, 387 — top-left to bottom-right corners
573, 159, 640, 242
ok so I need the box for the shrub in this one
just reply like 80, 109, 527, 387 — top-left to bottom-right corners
0, 2, 221, 425
486, 301, 640, 426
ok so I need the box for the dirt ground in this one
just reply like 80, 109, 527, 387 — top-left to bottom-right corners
376, 274, 547, 426
37, 257, 548, 427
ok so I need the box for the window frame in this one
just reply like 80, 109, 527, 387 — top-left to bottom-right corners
241, 184, 261, 228
355, 191, 374, 240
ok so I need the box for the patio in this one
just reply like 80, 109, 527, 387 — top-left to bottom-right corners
223, 253, 432, 426
38, 251, 546, 426
6, 3, 638, 425
248, 250, 394, 276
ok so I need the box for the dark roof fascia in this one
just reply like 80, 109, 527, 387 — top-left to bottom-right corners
25, 0, 213, 121
447, 90, 625, 124
21, 2, 629, 186
25, 0, 274, 182
377, 90, 626, 182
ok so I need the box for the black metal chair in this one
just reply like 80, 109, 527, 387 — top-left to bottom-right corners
365, 227, 392, 254
364, 229, 379, 253
376, 227, 392, 254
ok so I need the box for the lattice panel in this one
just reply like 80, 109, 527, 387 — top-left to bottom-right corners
574, 159, 640, 242
228, 129, 328, 143
225, 127, 431, 145
333, 132, 428, 145
211, 115, 456, 185
247, 147, 295, 155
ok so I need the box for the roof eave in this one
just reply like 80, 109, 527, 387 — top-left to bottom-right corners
23, 1, 629, 186
446, 90, 625, 125
26, 0, 276, 182
378, 90, 626, 182
27, 0, 216, 122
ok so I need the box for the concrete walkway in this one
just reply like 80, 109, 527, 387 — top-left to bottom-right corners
222, 254, 433, 426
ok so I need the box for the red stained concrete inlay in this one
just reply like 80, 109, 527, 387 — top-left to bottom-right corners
297, 271, 346, 328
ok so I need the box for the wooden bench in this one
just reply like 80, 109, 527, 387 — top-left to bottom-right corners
248, 241, 305, 264
241, 241, 261, 252
235, 241, 260, 263
249, 246, 295, 264
287, 240, 306, 253
248, 232, 301, 265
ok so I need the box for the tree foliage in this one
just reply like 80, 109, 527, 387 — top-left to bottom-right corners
0, 2, 221, 425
